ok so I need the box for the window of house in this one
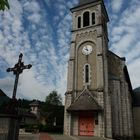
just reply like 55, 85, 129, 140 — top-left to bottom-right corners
78, 16, 81, 28
83, 11, 90, 27
92, 12, 95, 25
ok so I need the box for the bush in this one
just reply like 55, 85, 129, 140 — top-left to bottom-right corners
25, 124, 39, 133
39, 124, 63, 134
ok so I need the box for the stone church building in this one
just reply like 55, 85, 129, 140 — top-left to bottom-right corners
64, 0, 133, 139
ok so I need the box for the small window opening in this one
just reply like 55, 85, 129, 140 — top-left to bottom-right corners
78, 17, 81, 28
92, 12, 95, 25
83, 11, 90, 27
85, 64, 89, 83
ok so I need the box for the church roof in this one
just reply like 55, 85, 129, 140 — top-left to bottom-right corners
67, 89, 102, 112
133, 87, 140, 106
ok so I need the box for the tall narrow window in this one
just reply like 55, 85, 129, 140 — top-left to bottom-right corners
85, 65, 89, 83
83, 11, 90, 27
92, 12, 95, 25
84, 64, 90, 85
78, 16, 81, 28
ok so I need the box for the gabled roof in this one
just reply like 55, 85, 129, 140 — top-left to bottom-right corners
67, 89, 102, 112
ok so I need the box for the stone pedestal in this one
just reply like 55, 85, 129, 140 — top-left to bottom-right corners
0, 114, 20, 140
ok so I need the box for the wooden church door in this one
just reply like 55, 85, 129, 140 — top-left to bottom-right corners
79, 112, 94, 136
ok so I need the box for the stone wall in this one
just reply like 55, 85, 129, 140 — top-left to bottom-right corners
133, 107, 140, 136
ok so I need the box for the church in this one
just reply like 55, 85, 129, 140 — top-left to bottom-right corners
64, 0, 134, 139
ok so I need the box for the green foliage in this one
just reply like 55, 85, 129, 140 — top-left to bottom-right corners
25, 124, 39, 133
39, 124, 63, 133
0, 0, 10, 11
41, 91, 64, 133
45, 90, 62, 106
18, 99, 31, 109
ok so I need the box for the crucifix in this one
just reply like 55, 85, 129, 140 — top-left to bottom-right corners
7, 53, 32, 99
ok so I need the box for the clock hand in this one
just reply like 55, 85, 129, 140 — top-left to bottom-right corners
85, 47, 88, 51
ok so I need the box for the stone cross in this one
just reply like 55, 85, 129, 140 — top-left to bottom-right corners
7, 53, 32, 99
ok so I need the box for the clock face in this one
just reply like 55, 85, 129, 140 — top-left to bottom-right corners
82, 45, 93, 55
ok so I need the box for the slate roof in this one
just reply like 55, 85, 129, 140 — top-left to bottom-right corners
67, 89, 102, 112
133, 87, 140, 106
79, 0, 98, 5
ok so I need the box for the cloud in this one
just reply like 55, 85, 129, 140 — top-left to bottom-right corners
0, 77, 14, 98
1, 0, 139, 104
128, 58, 140, 89
109, 0, 140, 89
0, 0, 79, 102
111, 0, 123, 13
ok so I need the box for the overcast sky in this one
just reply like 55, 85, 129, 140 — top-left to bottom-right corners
0, 0, 140, 102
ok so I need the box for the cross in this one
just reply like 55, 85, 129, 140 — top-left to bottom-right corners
7, 53, 32, 99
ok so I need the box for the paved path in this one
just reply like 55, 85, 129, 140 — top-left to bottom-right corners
19, 133, 39, 140
19, 133, 113, 140
50, 134, 113, 140
39, 133, 53, 140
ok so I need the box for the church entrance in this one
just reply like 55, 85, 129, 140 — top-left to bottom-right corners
79, 112, 94, 136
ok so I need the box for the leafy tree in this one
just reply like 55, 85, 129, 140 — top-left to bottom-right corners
45, 90, 62, 106
0, 0, 10, 11
41, 91, 64, 133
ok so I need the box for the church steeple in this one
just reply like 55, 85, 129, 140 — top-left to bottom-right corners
65, 0, 111, 137
64, 0, 134, 139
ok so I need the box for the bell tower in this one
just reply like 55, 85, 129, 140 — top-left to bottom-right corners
64, 0, 112, 138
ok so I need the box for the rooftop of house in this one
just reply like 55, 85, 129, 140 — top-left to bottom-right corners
29, 100, 39, 106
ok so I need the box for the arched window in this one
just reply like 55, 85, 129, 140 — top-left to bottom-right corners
92, 12, 95, 25
84, 64, 90, 84
78, 16, 81, 28
83, 11, 90, 27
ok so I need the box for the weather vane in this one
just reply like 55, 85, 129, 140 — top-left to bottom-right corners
7, 53, 32, 99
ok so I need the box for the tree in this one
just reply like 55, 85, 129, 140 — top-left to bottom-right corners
0, 0, 10, 11
45, 90, 62, 106
41, 91, 64, 133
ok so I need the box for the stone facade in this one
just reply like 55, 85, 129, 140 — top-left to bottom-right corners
133, 88, 140, 137
133, 107, 140, 136
64, 0, 133, 139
